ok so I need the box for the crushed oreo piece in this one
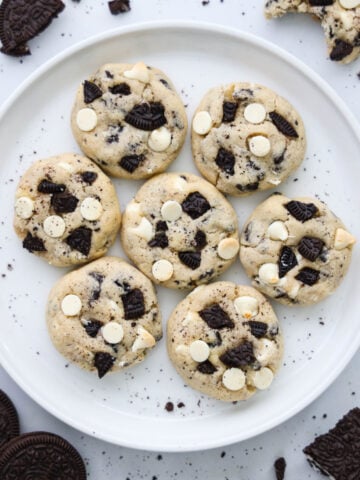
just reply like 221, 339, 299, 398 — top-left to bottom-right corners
274, 457, 286, 480
296, 267, 320, 286
109, 83, 131, 95
94, 352, 115, 378
51, 192, 78, 214
38, 179, 65, 194
269, 111, 298, 138
278, 246, 298, 278
303, 407, 360, 480
23, 233, 46, 252
298, 237, 324, 261
80, 171, 98, 184
119, 154, 145, 173
181, 192, 211, 219
222, 101, 238, 122
330, 39, 353, 62
220, 341, 255, 368
309, 0, 333, 4
178, 251, 201, 270
89, 272, 104, 304
83, 80, 102, 104
197, 360, 217, 374
125, 102, 166, 131
194, 230, 207, 250
0, 0, 65, 56
247, 321, 268, 339
208, 331, 222, 348
199, 304, 234, 330
285, 200, 318, 222
66, 227, 92, 256
108, 0, 131, 14
215, 148, 235, 175
164, 402, 174, 412
155, 220, 168, 232
148, 232, 168, 249
121, 288, 145, 319
84, 320, 102, 338
236, 182, 259, 193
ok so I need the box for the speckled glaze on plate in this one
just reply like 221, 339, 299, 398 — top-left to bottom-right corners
0, 21, 359, 452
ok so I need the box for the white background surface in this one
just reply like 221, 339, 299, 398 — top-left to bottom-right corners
0, 0, 359, 478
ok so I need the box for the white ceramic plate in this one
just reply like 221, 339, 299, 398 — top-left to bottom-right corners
0, 21, 359, 452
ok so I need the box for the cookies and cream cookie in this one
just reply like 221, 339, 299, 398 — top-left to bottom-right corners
167, 282, 283, 402
265, 0, 360, 64
71, 62, 187, 179
192, 82, 306, 196
120, 172, 240, 289
46, 257, 162, 378
13, 153, 121, 267
239, 193, 355, 305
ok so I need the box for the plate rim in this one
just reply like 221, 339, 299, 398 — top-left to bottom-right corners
1, 20, 360, 452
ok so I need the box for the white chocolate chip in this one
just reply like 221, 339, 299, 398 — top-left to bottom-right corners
148, 127, 172, 152
152, 259, 173, 281
15, 197, 34, 219
173, 176, 187, 192
222, 368, 246, 391
132, 326, 156, 352
76, 108, 97, 132
43, 215, 66, 238
244, 103, 266, 124
217, 238, 240, 260
61, 294, 82, 316
286, 280, 301, 299
340, 11, 355, 29
255, 339, 277, 364
268, 178, 281, 186
234, 296, 259, 319
189, 340, 210, 362
258, 263, 279, 285
251, 367, 274, 390
192, 111, 212, 135
161, 200, 182, 221
131, 217, 153, 241
267, 221, 289, 241
126, 201, 142, 216
124, 62, 150, 83
80, 197, 103, 221
334, 228, 356, 250
249, 135, 271, 157
339, 0, 360, 9
102, 322, 124, 344
58, 162, 74, 172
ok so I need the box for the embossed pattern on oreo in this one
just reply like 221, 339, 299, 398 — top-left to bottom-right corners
298, 237, 324, 261
83, 80, 103, 104
125, 102, 167, 131
199, 304, 234, 329
296, 267, 320, 286
285, 200, 318, 222
121, 288, 145, 320
278, 246, 298, 278
178, 251, 201, 270
119, 154, 145, 173
94, 352, 115, 378
269, 111, 298, 138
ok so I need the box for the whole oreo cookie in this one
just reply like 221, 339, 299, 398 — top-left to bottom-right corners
0, 431, 86, 479
0, 390, 20, 448
0, 0, 65, 57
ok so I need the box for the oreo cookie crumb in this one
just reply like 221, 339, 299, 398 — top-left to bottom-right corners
274, 457, 286, 480
164, 402, 174, 412
108, 0, 131, 14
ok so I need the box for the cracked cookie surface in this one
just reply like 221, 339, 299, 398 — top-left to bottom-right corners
120, 172, 240, 289
239, 193, 355, 306
13, 153, 121, 267
71, 62, 187, 179
191, 82, 306, 197
46, 256, 162, 377
265, 0, 360, 64
167, 281, 283, 401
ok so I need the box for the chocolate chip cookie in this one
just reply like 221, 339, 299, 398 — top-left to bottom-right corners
240, 193, 356, 305
120, 172, 240, 289
46, 256, 162, 377
13, 153, 121, 267
71, 62, 187, 179
192, 82, 306, 196
167, 281, 283, 402
265, 0, 360, 64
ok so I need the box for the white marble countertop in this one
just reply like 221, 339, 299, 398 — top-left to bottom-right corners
0, 1, 359, 478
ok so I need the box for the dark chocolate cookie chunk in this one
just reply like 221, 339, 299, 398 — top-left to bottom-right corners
199, 304, 234, 330
215, 148, 235, 175
94, 352, 115, 378
83, 80, 103, 104
119, 154, 145, 173
178, 251, 201, 270
148, 232, 169, 249
278, 246, 298, 278
84, 319, 103, 338
181, 191, 211, 219
285, 200, 318, 222
125, 102, 167, 131
108, 0, 131, 14
219, 341, 256, 368
197, 360, 217, 374
274, 457, 286, 480
80, 171, 98, 184
0, 431, 86, 480
22, 232, 46, 252
51, 192, 79, 214
0, 390, 20, 448
109, 83, 131, 95
121, 288, 145, 320
269, 111, 298, 138
247, 321, 268, 339
303, 408, 360, 480
66, 227, 92, 256
38, 179, 66, 194
298, 237, 324, 261
295, 267, 320, 286
330, 39, 354, 62
0, 0, 65, 56
222, 101, 238, 123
